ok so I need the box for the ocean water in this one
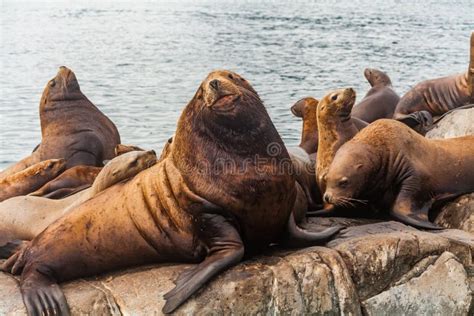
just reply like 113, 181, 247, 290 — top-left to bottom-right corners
0, 0, 473, 169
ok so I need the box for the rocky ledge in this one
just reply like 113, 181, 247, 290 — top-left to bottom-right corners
1, 219, 473, 315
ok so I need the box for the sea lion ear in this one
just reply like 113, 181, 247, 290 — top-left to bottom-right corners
356, 164, 363, 170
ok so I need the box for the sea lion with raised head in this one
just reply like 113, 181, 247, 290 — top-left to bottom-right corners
0, 66, 120, 179
2, 70, 340, 315
290, 97, 319, 154
28, 165, 102, 199
0, 150, 157, 245
323, 119, 474, 229
393, 32, 474, 127
351, 68, 399, 122
0, 159, 66, 202
316, 88, 367, 192
114, 144, 145, 156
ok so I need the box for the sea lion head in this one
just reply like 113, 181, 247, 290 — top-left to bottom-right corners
41, 158, 67, 175
323, 142, 377, 207
40, 66, 82, 107
318, 88, 356, 120
177, 70, 279, 155
364, 68, 392, 87
92, 150, 157, 194
290, 97, 319, 119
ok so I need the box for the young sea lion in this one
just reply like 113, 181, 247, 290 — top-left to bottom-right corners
0, 159, 66, 202
0, 150, 157, 245
316, 88, 367, 193
290, 97, 319, 154
28, 165, 102, 199
323, 119, 474, 229
393, 32, 474, 125
351, 68, 400, 122
114, 144, 145, 156
2, 70, 340, 315
0, 66, 120, 179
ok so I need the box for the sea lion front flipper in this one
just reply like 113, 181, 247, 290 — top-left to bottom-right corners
21, 268, 70, 316
306, 203, 336, 217
395, 110, 433, 132
162, 213, 244, 314
0, 240, 27, 259
283, 211, 342, 248
391, 192, 443, 230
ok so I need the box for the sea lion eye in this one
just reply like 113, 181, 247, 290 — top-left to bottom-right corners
331, 94, 338, 101
49, 79, 56, 87
338, 177, 349, 187
228, 73, 234, 80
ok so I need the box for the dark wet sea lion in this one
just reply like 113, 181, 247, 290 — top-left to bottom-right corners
0, 159, 66, 202
2, 70, 340, 315
323, 119, 474, 229
0, 150, 157, 245
316, 88, 367, 192
28, 165, 102, 199
291, 97, 319, 154
0, 66, 120, 179
393, 32, 474, 125
351, 68, 399, 122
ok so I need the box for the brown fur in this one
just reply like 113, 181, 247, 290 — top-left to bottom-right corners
29, 165, 102, 199
351, 68, 399, 122
290, 97, 319, 154
0, 159, 66, 202
2, 71, 300, 314
114, 144, 145, 156
316, 88, 366, 192
0, 66, 120, 179
325, 119, 474, 229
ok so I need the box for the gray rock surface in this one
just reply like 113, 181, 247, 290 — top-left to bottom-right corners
1, 220, 472, 315
425, 107, 474, 139
435, 193, 474, 234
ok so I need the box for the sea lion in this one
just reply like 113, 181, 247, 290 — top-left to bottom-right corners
114, 144, 145, 156
0, 66, 120, 179
393, 32, 474, 126
316, 88, 367, 192
351, 68, 399, 122
0, 150, 157, 245
291, 97, 319, 154
28, 165, 102, 199
323, 119, 474, 229
2, 70, 340, 315
0, 159, 66, 202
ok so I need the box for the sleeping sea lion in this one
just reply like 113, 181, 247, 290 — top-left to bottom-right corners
351, 68, 399, 122
0, 159, 66, 202
323, 119, 474, 229
2, 70, 340, 315
0, 150, 157, 245
114, 144, 145, 156
393, 32, 474, 127
28, 165, 102, 199
0, 66, 120, 179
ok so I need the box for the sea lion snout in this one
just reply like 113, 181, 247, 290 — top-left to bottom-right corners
203, 71, 242, 109
323, 192, 332, 204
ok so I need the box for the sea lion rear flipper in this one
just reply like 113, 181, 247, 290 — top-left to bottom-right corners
283, 211, 342, 248
39, 185, 91, 199
0, 240, 27, 259
162, 213, 244, 314
395, 111, 433, 133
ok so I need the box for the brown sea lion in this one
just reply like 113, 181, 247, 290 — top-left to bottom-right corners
290, 97, 319, 154
2, 70, 340, 315
0, 150, 157, 245
28, 165, 102, 199
323, 119, 474, 229
393, 32, 474, 126
351, 68, 400, 122
0, 159, 66, 202
316, 88, 367, 192
114, 144, 145, 156
0, 66, 120, 179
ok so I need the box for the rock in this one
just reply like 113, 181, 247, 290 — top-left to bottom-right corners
1, 220, 472, 315
435, 193, 474, 234
426, 107, 474, 139
361, 252, 472, 315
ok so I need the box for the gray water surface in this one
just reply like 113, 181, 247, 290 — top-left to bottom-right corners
1, 0, 473, 169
